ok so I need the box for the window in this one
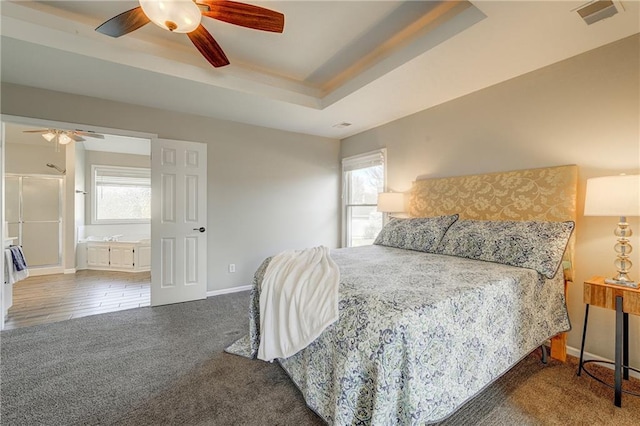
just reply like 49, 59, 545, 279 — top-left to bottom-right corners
342, 149, 386, 247
92, 165, 151, 224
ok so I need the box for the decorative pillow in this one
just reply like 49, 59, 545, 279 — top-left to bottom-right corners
373, 214, 459, 253
436, 219, 575, 278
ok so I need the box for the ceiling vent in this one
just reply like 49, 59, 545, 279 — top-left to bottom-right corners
576, 0, 622, 25
332, 122, 352, 129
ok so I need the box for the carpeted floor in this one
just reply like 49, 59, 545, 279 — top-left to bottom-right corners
1, 291, 639, 425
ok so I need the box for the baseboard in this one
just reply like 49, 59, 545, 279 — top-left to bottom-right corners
64, 268, 76, 274
207, 285, 252, 298
567, 345, 640, 379
28, 267, 64, 277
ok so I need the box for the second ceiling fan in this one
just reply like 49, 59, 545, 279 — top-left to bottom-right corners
96, 0, 285, 68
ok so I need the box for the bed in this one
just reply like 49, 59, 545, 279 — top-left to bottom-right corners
227, 165, 578, 424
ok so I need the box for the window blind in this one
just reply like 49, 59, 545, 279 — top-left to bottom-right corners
95, 166, 150, 188
342, 150, 385, 172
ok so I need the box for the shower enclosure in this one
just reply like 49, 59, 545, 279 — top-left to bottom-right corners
5, 174, 63, 271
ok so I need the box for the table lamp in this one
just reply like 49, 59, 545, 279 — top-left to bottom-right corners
377, 192, 406, 217
584, 174, 640, 288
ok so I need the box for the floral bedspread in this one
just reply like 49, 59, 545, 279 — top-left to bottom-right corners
228, 245, 570, 424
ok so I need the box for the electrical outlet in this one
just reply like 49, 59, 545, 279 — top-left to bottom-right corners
228, 263, 236, 273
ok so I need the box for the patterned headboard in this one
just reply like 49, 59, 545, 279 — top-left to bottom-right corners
409, 165, 578, 280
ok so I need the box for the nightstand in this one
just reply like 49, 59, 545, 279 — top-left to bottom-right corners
577, 276, 640, 407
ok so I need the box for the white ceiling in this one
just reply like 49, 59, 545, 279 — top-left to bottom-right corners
1, 1, 639, 139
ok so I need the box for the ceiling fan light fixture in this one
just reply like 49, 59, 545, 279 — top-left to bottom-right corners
139, 0, 202, 33
42, 131, 56, 142
58, 133, 73, 145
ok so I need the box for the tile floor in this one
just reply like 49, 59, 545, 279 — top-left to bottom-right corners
3, 269, 150, 330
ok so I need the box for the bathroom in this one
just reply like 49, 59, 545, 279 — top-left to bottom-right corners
3, 121, 151, 326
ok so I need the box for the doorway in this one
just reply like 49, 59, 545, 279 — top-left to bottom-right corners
2, 116, 210, 329
2, 117, 154, 329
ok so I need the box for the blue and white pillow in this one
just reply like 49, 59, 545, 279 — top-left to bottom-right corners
374, 214, 459, 253
436, 219, 575, 278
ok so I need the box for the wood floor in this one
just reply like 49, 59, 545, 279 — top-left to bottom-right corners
3, 270, 150, 330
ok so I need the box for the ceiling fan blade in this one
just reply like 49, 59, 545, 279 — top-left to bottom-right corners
200, 1, 284, 33
96, 7, 150, 38
23, 129, 50, 133
67, 134, 85, 142
74, 131, 105, 139
187, 25, 230, 68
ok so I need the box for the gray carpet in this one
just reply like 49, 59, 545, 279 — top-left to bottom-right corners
1, 292, 321, 425
2, 292, 639, 425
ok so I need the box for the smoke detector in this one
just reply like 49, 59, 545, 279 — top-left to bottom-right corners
576, 0, 624, 25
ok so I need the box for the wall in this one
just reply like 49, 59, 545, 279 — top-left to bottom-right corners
75, 143, 86, 240
341, 35, 640, 367
4, 142, 65, 175
1, 84, 341, 291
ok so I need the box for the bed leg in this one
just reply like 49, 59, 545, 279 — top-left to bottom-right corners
550, 279, 569, 362
550, 332, 567, 362
541, 345, 548, 365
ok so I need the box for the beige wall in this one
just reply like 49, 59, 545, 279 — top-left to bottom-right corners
4, 143, 66, 176
1, 84, 341, 291
75, 144, 86, 236
341, 34, 640, 367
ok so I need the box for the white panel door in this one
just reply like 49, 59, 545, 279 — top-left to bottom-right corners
151, 138, 207, 306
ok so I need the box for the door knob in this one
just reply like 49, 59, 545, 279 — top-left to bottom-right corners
193, 227, 206, 233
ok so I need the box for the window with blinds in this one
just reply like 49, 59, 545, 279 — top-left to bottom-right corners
92, 165, 151, 223
342, 149, 386, 247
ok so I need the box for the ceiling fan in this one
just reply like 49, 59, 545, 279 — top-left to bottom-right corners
23, 129, 105, 145
95, 0, 285, 68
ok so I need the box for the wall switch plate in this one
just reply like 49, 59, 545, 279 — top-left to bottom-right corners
228, 263, 236, 273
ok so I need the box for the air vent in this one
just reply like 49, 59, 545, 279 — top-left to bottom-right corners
332, 122, 352, 129
577, 0, 621, 25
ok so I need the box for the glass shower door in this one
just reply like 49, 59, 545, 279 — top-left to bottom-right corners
5, 176, 20, 242
6, 176, 62, 268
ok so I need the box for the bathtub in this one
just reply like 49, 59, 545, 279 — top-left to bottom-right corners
78, 239, 151, 272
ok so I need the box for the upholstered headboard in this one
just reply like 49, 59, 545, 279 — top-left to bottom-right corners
409, 165, 578, 280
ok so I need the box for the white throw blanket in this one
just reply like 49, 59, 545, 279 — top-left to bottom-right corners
258, 246, 340, 362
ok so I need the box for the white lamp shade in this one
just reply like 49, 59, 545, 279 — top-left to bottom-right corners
377, 192, 405, 213
584, 174, 640, 217
58, 133, 73, 145
42, 131, 56, 142
139, 0, 202, 33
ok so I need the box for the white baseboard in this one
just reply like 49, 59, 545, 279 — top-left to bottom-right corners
29, 266, 76, 277
207, 285, 252, 298
567, 345, 640, 379
28, 267, 64, 277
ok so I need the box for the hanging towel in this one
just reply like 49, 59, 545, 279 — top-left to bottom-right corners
10, 246, 27, 272
258, 246, 340, 362
4, 247, 29, 284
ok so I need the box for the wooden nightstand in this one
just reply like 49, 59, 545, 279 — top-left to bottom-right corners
577, 276, 640, 407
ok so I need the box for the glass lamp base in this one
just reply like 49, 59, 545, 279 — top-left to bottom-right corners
604, 278, 638, 289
